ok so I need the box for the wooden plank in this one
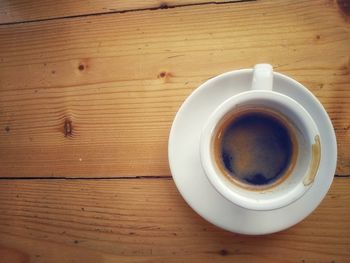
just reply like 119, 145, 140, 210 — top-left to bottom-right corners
0, 178, 349, 262
0, 0, 349, 177
0, 0, 235, 24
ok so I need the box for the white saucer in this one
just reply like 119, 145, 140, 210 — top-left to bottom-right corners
168, 69, 337, 235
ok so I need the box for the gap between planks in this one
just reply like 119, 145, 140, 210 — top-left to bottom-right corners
0, 0, 256, 26
0, 176, 173, 180
0, 175, 349, 180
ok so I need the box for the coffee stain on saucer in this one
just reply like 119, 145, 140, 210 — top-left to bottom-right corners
303, 135, 321, 186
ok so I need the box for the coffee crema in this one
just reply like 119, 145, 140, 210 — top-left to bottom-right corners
213, 108, 298, 190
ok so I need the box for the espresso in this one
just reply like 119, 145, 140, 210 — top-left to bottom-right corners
213, 109, 297, 189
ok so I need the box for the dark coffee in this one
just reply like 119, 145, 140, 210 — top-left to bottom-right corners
213, 108, 297, 190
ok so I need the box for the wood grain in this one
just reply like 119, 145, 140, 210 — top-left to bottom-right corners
0, 177, 349, 263
1, 0, 350, 177
0, 0, 235, 24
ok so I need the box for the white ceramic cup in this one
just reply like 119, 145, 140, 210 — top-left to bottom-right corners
200, 64, 321, 211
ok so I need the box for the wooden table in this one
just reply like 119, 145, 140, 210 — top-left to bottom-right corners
0, 0, 349, 262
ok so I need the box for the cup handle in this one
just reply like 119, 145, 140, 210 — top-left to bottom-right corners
251, 64, 273, 91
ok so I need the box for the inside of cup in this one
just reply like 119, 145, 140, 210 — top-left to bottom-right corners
209, 95, 320, 210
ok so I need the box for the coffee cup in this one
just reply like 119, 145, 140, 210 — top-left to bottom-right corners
200, 64, 321, 211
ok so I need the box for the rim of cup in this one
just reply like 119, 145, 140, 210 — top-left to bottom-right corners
200, 90, 321, 211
